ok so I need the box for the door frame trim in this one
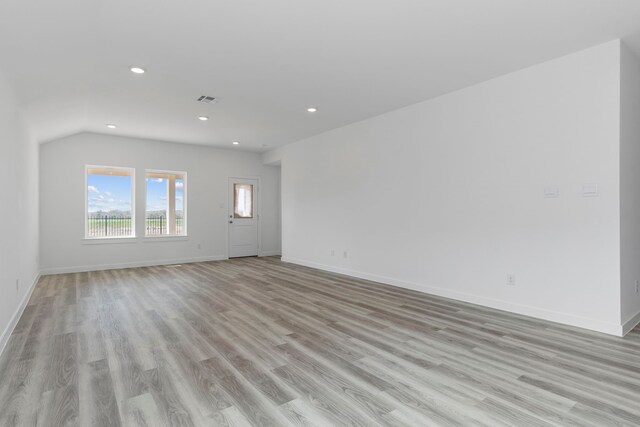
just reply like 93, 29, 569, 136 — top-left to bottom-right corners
227, 176, 262, 258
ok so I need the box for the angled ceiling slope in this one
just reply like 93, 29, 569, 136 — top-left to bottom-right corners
1, 0, 640, 151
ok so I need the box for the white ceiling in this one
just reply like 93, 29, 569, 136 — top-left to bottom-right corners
1, 0, 640, 151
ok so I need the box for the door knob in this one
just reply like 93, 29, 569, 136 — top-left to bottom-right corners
229, 220, 233, 224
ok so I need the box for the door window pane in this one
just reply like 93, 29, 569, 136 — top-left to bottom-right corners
234, 184, 253, 218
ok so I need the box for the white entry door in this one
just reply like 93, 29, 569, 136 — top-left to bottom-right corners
228, 178, 259, 258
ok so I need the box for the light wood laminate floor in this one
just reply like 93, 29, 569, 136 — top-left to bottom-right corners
1, 257, 639, 426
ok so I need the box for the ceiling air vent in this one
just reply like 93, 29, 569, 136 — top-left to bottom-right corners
197, 95, 217, 104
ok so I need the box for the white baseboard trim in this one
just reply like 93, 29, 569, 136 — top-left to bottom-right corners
282, 257, 624, 337
622, 310, 640, 336
40, 255, 229, 275
259, 251, 282, 257
0, 272, 41, 358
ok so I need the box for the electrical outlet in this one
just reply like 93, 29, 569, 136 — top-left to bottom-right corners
343, 251, 348, 259
331, 249, 335, 256
636, 280, 639, 294
507, 274, 516, 286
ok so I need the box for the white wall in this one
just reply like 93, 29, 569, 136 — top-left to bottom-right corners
620, 43, 640, 332
0, 65, 40, 351
270, 40, 625, 335
40, 133, 281, 273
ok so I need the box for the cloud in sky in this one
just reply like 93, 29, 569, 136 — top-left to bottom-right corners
88, 190, 131, 211
87, 175, 132, 213
176, 181, 184, 188
147, 204, 166, 211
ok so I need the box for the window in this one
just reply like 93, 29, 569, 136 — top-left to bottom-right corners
145, 170, 187, 236
86, 166, 135, 238
234, 183, 253, 218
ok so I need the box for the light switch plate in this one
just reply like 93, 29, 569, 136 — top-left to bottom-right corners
582, 183, 598, 197
543, 186, 559, 198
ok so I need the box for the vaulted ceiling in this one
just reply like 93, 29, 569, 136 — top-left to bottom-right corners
1, 0, 640, 151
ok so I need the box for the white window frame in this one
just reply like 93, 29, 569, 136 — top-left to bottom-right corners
84, 165, 136, 240
144, 169, 188, 238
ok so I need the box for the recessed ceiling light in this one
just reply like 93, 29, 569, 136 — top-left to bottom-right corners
232, 141, 240, 145
106, 124, 117, 129
198, 116, 209, 121
130, 66, 146, 74
307, 107, 318, 113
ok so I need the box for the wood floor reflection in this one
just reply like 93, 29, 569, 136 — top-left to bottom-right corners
1, 257, 639, 426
